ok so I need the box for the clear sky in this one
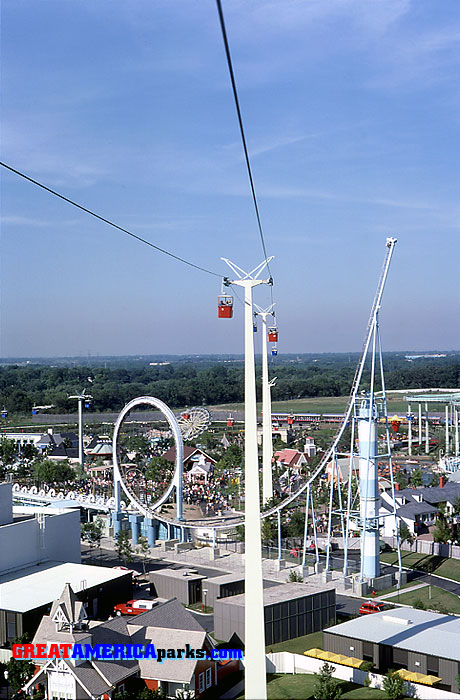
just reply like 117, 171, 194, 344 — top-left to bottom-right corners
1, 0, 459, 357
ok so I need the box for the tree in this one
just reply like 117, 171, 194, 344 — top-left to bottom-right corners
32, 458, 73, 484
136, 535, 150, 574
399, 522, 414, 549
6, 656, 35, 692
313, 662, 342, 700
0, 437, 17, 465
81, 518, 104, 561
433, 516, 452, 544
261, 517, 275, 543
287, 510, 304, 538
409, 467, 423, 487
115, 531, 134, 565
382, 670, 405, 700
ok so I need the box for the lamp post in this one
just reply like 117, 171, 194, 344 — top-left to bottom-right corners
203, 588, 208, 614
4, 670, 9, 700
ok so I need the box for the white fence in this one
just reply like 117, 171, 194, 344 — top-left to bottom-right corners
266, 652, 460, 700
402, 539, 460, 560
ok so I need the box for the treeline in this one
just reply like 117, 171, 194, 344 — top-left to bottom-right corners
0, 355, 459, 414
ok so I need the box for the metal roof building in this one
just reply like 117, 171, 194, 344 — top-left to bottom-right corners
323, 607, 460, 693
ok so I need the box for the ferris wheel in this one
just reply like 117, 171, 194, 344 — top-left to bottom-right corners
177, 407, 211, 441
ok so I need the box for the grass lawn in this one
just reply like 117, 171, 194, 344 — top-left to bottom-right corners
380, 551, 460, 583
434, 558, 460, 582
236, 674, 388, 699
212, 395, 412, 415
266, 630, 323, 654
397, 585, 460, 614
376, 580, 419, 597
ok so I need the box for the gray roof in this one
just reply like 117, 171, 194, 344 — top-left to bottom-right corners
215, 582, 325, 608
394, 483, 460, 507
135, 627, 207, 683
127, 597, 205, 632
71, 662, 112, 696
396, 501, 438, 521
326, 607, 460, 662
150, 568, 206, 582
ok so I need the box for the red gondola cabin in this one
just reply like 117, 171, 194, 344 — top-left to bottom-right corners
268, 327, 278, 342
218, 295, 234, 318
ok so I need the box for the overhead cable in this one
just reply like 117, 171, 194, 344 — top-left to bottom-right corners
0, 161, 222, 278
215, 0, 273, 289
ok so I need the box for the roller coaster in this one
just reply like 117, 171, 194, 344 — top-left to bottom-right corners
111, 238, 403, 581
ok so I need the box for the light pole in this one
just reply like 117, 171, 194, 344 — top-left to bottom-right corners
221, 257, 273, 700
254, 304, 276, 505
4, 670, 9, 700
203, 588, 208, 613
68, 389, 93, 470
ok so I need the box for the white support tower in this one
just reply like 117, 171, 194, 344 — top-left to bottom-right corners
222, 257, 273, 700
68, 389, 93, 470
255, 304, 275, 504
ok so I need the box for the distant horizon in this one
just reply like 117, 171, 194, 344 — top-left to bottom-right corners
1, 349, 459, 362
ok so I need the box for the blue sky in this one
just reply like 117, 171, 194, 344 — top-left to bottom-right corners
1, 0, 459, 356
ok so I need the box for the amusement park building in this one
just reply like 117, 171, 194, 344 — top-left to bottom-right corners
323, 608, 460, 693
214, 583, 335, 646
25, 586, 238, 700
0, 483, 131, 646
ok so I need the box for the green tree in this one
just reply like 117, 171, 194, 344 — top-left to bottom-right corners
433, 516, 452, 544
6, 656, 35, 692
115, 531, 134, 565
313, 662, 342, 700
136, 535, 150, 574
81, 518, 104, 561
261, 517, 275, 543
22, 443, 38, 460
382, 670, 405, 700
399, 522, 414, 549
287, 510, 304, 538
0, 437, 17, 464
410, 467, 423, 487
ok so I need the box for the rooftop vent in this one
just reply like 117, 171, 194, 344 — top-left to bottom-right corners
382, 615, 412, 626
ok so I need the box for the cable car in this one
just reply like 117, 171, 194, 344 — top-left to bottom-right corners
1, 409, 7, 419
227, 414, 234, 428
253, 321, 257, 332
182, 409, 190, 420
32, 408, 38, 415
268, 326, 278, 342
287, 415, 294, 425
271, 346, 278, 356
218, 295, 233, 319
84, 401, 91, 409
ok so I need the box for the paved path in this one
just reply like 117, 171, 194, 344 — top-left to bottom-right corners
380, 582, 428, 599
219, 679, 244, 699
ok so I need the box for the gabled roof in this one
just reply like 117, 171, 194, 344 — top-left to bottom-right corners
162, 446, 216, 464
127, 597, 205, 633
274, 449, 306, 467
50, 583, 86, 627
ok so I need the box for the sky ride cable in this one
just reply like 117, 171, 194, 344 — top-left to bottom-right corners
215, 0, 276, 310
0, 161, 222, 279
